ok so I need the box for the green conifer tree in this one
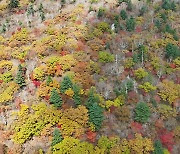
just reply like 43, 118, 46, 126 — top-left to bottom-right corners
153, 140, 164, 154
16, 64, 26, 88
9, 0, 19, 9
165, 43, 180, 60
88, 102, 104, 131
61, 0, 66, 5
38, 3, 45, 22
134, 102, 150, 123
40, 12, 45, 22
120, 9, 127, 20
60, 76, 73, 93
27, 4, 35, 16
126, 16, 136, 32
51, 129, 63, 146
2, 24, 6, 33
139, 6, 147, 16
126, 1, 133, 11
46, 76, 53, 86
97, 8, 105, 18
162, 0, 171, 10
50, 89, 62, 108
86, 88, 99, 108
72, 84, 81, 107
85, 88, 103, 130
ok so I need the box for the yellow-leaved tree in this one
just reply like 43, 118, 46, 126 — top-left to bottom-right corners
58, 105, 89, 137
12, 102, 62, 144
158, 80, 180, 105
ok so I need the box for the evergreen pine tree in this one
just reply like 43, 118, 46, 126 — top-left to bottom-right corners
162, 0, 171, 10
134, 102, 150, 123
38, 3, 45, 22
51, 129, 63, 146
46, 76, 53, 86
88, 102, 104, 131
50, 89, 62, 108
126, 16, 136, 32
165, 43, 180, 60
60, 76, 73, 93
61, 0, 66, 5
120, 9, 127, 20
2, 24, 6, 33
85, 88, 103, 130
16, 64, 26, 88
153, 140, 164, 154
38, 3, 44, 12
97, 8, 105, 18
170, 1, 176, 11
162, 0, 176, 11
86, 88, 99, 108
139, 6, 147, 16
40, 12, 45, 22
160, 13, 167, 23
9, 0, 19, 9
72, 84, 81, 107
126, 1, 133, 11
27, 4, 35, 16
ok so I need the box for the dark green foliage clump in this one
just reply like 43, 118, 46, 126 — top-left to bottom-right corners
46, 76, 53, 86
165, 43, 180, 60
39, 3, 45, 22
126, 16, 136, 32
155, 19, 178, 40
153, 140, 164, 154
119, 24, 125, 30
126, 0, 133, 11
160, 13, 168, 23
114, 15, 120, 33
126, 80, 134, 92
162, 0, 176, 11
16, 64, 26, 88
72, 84, 81, 107
88, 102, 104, 131
51, 129, 63, 146
60, 76, 73, 93
114, 15, 119, 22
120, 9, 127, 20
50, 89, 62, 108
155, 19, 162, 30
86, 88, 99, 108
134, 102, 150, 123
97, 8, 105, 18
133, 45, 148, 63
163, 24, 178, 40
9, 0, 19, 9
164, 24, 174, 34
132, 53, 139, 63
139, 6, 147, 16
151, 98, 157, 108
138, 45, 148, 62
27, 4, 35, 16
86, 88, 104, 130
114, 88, 126, 97
61, 0, 66, 5
118, 0, 128, 4
1, 24, 6, 33
105, 42, 111, 50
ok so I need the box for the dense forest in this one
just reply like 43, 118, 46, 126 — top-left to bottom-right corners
0, 0, 179, 153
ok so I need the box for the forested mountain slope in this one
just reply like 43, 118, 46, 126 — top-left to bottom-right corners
0, 0, 179, 153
